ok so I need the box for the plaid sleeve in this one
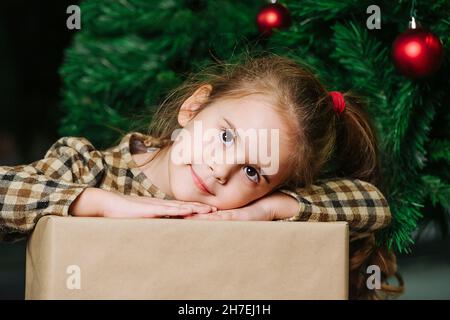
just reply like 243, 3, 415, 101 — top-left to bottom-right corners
0, 136, 105, 241
276, 178, 391, 237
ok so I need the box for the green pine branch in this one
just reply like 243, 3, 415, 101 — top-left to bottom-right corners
330, 21, 392, 122
59, 0, 450, 253
428, 140, 450, 163
422, 175, 450, 208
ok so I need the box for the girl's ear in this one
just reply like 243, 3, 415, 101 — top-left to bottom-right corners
178, 84, 212, 127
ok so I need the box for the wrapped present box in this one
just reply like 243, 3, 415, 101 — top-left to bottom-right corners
25, 216, 349, 299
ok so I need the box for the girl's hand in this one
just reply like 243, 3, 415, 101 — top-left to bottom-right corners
70, 187, 217, 218
184, 191, 299, 221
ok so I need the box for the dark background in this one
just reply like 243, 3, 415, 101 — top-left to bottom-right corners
0, 1, 449, 300
0, 0, 78, 299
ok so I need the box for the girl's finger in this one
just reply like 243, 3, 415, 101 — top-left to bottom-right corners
170, 200, 217, 212
138, 197, 202, 208
147, 203, 212, 215
142, 200, 214, 213
195, 210, 245, 220
137, 197, 217, 212
164, 201, 216, 212
184, 213, 223, 220
144, 205, 194, 217
181, 203, 217, 213
178, 204, 213, 214
189, 201, 216, 208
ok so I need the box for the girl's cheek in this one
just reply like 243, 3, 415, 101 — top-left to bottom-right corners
202, 142, 219, 165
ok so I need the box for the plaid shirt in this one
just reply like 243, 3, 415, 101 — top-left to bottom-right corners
0, 132, 391, 242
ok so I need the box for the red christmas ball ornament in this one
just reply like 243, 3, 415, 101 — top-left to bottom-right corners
256, 1, 292, 36
392, 19, 444, 79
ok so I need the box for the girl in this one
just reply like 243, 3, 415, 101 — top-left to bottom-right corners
0, 53, 402, 299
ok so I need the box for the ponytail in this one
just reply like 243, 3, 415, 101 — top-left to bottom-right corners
349, 234, 404, 300
330, 92, 404, 299
333, 93, 380, 185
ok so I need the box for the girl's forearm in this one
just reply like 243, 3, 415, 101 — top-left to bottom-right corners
69, 187, 105, 217
268, 191, 300, 220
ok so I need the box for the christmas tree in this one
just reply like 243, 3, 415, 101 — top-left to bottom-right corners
59, 0, 450, 253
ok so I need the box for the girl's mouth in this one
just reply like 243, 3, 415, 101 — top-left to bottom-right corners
189, 165, 214, 195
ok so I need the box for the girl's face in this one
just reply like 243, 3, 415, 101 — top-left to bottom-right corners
168, 85, 296, 209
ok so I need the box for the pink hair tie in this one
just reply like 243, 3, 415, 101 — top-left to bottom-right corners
329, 91, 346, 114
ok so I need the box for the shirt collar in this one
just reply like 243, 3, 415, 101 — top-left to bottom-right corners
117, 132, 174, 200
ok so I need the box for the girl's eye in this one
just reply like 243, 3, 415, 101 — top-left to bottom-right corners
219, 128, 235, 147
243, 166, 260, 184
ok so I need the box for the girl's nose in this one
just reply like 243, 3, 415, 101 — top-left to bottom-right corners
208, 163, 235, 184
